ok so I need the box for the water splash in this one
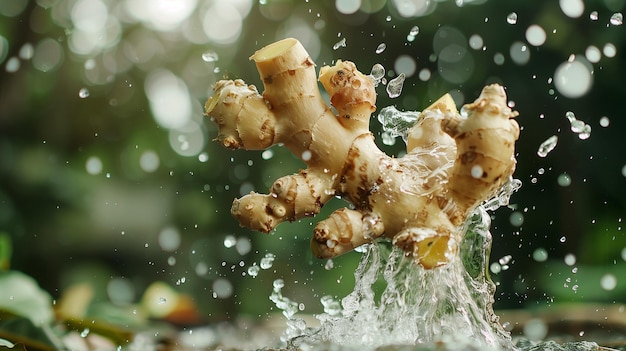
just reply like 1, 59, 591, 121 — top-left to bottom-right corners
386, 73, 406, 98
369, 63, 386, 87
201, 50, 219, 62
333, 38, 347, 50
565, 111, 591, 140
537, 135, 558, 157
287, 207, 514, 350
375, 43, 386, 54
376, 106, 420, 143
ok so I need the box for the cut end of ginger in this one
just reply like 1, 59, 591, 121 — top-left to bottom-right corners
250, 37, 299, 62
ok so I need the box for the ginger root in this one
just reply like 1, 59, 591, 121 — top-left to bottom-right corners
206, 38, 519, 269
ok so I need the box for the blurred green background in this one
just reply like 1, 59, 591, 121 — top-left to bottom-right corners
1, 0, 625, 323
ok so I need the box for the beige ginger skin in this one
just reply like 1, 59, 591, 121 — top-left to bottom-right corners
205, 38, 519, 269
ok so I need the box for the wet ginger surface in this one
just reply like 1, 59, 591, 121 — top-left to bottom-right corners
206, 38, 519, 269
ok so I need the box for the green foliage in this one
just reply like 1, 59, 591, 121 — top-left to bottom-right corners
0, 233, 10, 271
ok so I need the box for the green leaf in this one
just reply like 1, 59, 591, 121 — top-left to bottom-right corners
0, 337, 15, 348
0, 317, 55, 351
0, 271, 54, 326
0, 233, 11, 271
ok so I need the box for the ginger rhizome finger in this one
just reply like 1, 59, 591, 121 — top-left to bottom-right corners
205, 38, 519, 269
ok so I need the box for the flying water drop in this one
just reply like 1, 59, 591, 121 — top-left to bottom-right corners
201, 50, 219, 62
610, 12, 623, 25
260, 252, 276, 269
369, 63, 385, 87
78, 88, 89, 98
537, 135, 558, 157
247, 264, 260, 278
386, 73, 405, 98
375, 43, 386, 54
407, 26, 419, 42
333, 38, 347, 50
506, 12, 518, 24
565, 111, 592, 139
376, 105, 420, 143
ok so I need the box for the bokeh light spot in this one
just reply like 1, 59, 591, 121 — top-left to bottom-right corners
168, 120, 206, 157
71, 0, 108, 31
391, 0, 434, 18
85, 156, 103, 175
585, 45, 601, 63
0, 0, 29, 17
603, 43, 617, 58
32, 38, 64, 72
140, 150, 160, 173
525, 25, 547, 46
202, 2, 243, 44
336, 0, 361, 14
600, 273, 617, 291
559, 0, 584, 18
145, 69, 192, 129
510, 41, 530, 65
394, 54, 416, 77
158, 226, 181, 252
554, 57, 593, 98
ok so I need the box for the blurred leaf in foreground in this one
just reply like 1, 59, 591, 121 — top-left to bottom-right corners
0, 233, 10, 271
0, 270, 54, 326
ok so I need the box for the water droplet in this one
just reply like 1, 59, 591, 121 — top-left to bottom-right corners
320, 295, 342, 316
498, 255, 512, 265
324, 259, 334, 270
577, 124, 591, 140
78, 88, 90, 98
376, 105, 419, 143
406, 26, 419, 42
537, 135, 558, 157
247, 264, 260, 278
80, 328, 90, 338
386, 73, 405, 98
260, 253, 276, 269
369, 63, 385, 87
506, 12, 518, 24
375, 43, 386, 54
301, 150, 312, 162
273, 279, 285, 290
589, 11, 599, 21
202, 50, 219, 62
223, 235, 237, 248
333, 38, 347, 50
610, 12, 623, 25
470, 165, 483, 179
158, 297, 166, 304
490, 262, 502, 274
560, 236, 567, 243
